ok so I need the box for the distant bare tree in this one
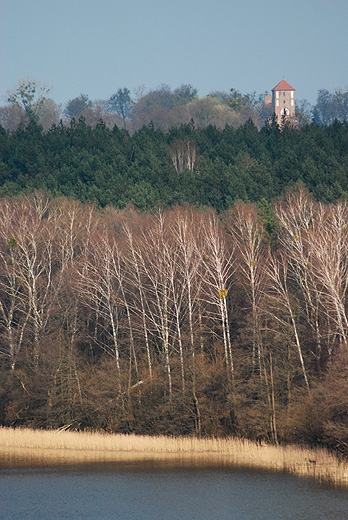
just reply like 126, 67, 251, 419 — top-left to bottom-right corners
7, 78, 51, 124
169, 140, 198, 173
37, 98, 61, 130
0, 105, 26, 131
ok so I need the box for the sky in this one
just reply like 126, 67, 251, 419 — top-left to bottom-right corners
1, 0, 348, 107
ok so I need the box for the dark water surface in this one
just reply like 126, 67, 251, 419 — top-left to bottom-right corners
1, 461, 348, 520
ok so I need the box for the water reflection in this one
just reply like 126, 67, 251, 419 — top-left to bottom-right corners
1, 462, 348, 520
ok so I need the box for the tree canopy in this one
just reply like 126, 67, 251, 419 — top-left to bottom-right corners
1, 115, 348, 209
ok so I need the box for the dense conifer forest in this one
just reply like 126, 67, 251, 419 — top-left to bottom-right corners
1, 113, 348, 455
1, 118, 348, 208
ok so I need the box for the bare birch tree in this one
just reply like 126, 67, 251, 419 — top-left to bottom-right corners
169, 140, 198, 173
275, 188, 324, 364
0, 200, 29, 370
228, 202, 267, 375
75, 232, 124, 394
200, 214, 236, 382
264, 250, 310, 391
135, 211, 175, 397
123, 223, 153, 380
306, 202, 348, 353
0, 196, 56, 367
169, 207, 205, 431
275, 189, 348, 361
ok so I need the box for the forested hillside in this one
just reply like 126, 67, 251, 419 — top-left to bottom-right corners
1, 118, 348, 209
2, 101, 348, 452
1, 190, 348, 455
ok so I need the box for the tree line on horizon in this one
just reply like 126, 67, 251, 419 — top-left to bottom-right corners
1, 79, 348, 133
1, 190, 348, 455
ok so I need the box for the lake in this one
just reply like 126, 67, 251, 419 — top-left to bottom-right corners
1, 461, 348, 519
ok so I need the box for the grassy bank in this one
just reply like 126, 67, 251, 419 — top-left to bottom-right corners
1, 427, 348, 487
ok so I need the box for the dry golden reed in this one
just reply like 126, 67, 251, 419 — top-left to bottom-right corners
1, 427, 348, 487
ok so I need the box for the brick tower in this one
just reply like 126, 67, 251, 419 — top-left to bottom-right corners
272, 79, 296, 124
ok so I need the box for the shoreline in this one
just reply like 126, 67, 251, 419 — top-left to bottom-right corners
1, 427, 348, 487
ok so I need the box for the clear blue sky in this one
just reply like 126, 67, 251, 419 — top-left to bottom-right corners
1, 0, 348, 107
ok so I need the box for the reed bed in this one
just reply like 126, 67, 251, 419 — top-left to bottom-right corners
1, 427, 348, 487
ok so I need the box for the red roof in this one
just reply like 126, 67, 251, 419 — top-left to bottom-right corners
272, 79, 295, 91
